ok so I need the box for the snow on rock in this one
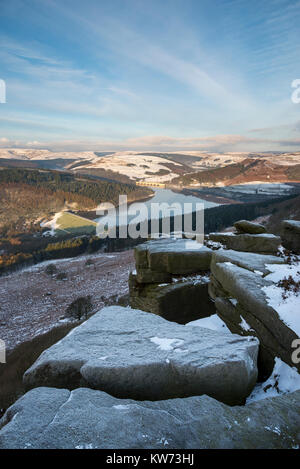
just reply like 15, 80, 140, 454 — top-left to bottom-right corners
75, 443, 94, 449
211, 259, 300, 376
262, 262, 300, 337
205, 240, 223, 249
186, 314, 230, 333
149, 337, 185, 351
247, 358, 300, 403
239, 317, 253, 332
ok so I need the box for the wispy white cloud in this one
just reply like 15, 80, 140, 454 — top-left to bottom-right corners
1, 133, 300, 152
1, 0, 300, 150
64, 11, 256, 113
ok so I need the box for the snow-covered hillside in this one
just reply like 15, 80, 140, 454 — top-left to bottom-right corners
0, 148, 96, 161
77, 152, 182, 182
1, 148, 300, 183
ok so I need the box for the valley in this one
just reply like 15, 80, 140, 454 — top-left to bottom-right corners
1, 149, 300, 275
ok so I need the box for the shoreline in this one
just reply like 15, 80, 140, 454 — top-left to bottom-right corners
76, 189, 155, 221
170, 187, 238, 205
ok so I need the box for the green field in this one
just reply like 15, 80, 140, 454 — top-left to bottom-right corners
55, 212, 97, 235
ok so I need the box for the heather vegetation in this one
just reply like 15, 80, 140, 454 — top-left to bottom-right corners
0, 233, 143, 275
173, 159, 300, 186
65, 296, 93, 321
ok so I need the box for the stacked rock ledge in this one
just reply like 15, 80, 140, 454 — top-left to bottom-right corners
130, 238, 215, 322
210, 257, 300, 377
208, 232, 281, 254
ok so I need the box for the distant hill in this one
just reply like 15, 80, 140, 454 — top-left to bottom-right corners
1, 149, 300, 185
172, 158, 300, 187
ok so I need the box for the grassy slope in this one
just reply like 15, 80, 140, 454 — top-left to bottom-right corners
55, 212, 97, 235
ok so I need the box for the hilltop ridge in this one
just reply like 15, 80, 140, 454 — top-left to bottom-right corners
1, 149, 300, 185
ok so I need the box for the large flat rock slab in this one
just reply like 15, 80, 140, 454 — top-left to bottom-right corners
1, 387, 299, 449
135, 238, 212, 275
211, 249, 284, 276
23, 306, 258, 405
208, 232, 281, 254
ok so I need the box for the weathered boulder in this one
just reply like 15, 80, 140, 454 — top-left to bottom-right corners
129, 273, 215, 323
281, 220, 300, 253
134, 238, 177, 270
131, 239, 214, 321
210, 249, 284, 276
1, 387, 299, 449
23, 306, 258, 405
135, 268, 171, 284
135, 238, 212, 275
209, 261, 300, 377
234, 220, 267, 234
209, 232, 281, 254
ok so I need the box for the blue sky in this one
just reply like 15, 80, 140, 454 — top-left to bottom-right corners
1, 0, 300, 151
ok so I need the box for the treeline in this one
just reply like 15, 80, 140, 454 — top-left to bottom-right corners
0, 234, 144, 275
1, 192, 296, 275
0, 168, 152, 236
203, 194, 298, 233
0, 168, 151, 205
0, 182, 95, 236
144, 193, 297, 235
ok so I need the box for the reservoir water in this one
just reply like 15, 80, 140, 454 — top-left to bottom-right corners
95, 188, 219, 234
135, 188, 218, 210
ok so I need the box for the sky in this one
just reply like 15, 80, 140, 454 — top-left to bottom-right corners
1, 0, 300, 152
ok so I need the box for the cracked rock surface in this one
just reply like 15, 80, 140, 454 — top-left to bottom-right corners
0, 387, 299, 449
23, 306, 259, 405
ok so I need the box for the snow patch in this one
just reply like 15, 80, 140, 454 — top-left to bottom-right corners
254, 270, 264, 276
40, 211, 64, 235
157, 437, 169, 446
186, 314, 230, 333
75, 443, 94, 449
239, 316, 253, 332
150, 337, 184, 351
247, 358, 300, 403
113, 404, 130, 410
206, 240, 223, 249
262, 262, 300, 336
